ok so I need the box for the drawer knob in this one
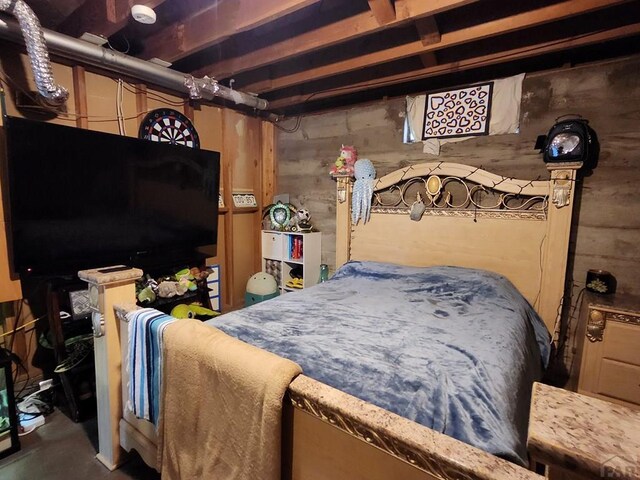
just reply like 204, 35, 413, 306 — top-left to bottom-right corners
586, 309, 605, 342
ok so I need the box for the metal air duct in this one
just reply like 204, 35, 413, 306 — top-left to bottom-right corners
0, 0, 68, 105
0, 14, 268, 110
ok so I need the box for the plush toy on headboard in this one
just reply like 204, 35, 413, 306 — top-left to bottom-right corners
330, 145, 357, 176
352, 159, 376, 225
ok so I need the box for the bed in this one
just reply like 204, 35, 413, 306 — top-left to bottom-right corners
79, 161, 582, 479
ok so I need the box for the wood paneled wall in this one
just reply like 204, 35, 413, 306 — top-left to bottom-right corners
0, 47, 272, 376
277, 54, 640, 382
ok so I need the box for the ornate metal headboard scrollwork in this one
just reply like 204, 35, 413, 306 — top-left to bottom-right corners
334, 161, 583, 338
372, 167, 549, 220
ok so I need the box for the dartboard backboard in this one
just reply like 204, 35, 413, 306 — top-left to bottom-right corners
139, 108, 200, 148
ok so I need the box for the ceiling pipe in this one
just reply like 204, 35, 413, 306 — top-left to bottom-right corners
0, 14, 269, 110
0, 0, 68, 105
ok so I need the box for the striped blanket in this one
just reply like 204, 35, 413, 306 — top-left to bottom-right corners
126, 308, 177, 426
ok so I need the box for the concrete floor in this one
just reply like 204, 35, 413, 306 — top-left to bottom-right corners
0, 410, 159, 480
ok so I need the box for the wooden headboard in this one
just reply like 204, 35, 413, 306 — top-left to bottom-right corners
335, 162, 581, 337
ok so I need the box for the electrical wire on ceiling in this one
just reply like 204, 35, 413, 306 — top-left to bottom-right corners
117, 79, 189, 106
272, 115, 302, 133
107, 34, 130, 55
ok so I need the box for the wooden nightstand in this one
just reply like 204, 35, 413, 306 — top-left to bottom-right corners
575, 291, 640, 408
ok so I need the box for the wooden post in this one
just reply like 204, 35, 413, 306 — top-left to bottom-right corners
536, 162, 582, 342
78, 266, 142, 471
334, 176, 353, 268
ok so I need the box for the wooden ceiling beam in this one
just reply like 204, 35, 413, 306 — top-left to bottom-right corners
415, 16, 441, 67
269, 22, 640, 110
244, 0, 626, 93
197, 0, 478, 78
368, 0, 396, 25
419, 52, 438, 68
415, 16, 441, 46
142, 0, 323, 63
58, 0, 167, 38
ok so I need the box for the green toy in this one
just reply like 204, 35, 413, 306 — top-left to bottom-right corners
170, 304, 220, 319
137, 286, 156, 304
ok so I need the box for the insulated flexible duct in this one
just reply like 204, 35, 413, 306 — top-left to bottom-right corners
0, 0, 68, 105
0, 14, 268, 110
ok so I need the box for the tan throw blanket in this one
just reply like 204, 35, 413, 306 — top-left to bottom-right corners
156, 318, 302, 480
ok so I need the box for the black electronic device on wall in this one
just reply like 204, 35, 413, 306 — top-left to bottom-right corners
535, 116, 599, 169
1, 115, 221, 277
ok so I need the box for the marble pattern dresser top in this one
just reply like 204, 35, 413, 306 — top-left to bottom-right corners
78, 265, 143, 285
528, 382, 640, 480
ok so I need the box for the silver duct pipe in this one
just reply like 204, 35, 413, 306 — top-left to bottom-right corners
0, 0, 68, 105
0, 14, 269, 110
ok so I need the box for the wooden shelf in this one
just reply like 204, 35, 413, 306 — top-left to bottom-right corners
232, 207, 260, 214
261, 231, 321, 294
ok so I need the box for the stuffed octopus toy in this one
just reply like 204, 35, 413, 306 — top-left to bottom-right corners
351, 159, 376, 225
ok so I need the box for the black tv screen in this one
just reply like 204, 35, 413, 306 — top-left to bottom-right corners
2, 116, 220, 275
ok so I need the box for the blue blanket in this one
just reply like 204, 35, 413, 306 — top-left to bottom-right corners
206, 261, 550, 465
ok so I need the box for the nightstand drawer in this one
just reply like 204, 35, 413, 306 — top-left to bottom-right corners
577, 293, 640, 409
602, 322, 640, 366
597, 359, 640, 405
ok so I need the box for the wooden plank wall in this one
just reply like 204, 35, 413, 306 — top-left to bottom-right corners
277, 54, 640, 383
0, 46, 269, 379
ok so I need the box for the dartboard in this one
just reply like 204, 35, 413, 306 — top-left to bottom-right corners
138, 108, 200, 148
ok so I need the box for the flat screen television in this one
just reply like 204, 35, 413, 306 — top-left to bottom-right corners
1, 115, 220, 276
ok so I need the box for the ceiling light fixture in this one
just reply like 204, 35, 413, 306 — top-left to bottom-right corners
131, 5, 157, 24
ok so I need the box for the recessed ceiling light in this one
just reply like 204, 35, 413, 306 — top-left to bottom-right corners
131, 5, 157, 24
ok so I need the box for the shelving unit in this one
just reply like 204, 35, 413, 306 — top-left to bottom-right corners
261, 231, 321, 293
45, 279, 96, 423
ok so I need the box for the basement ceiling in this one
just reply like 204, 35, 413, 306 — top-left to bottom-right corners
10, 0, 640, 116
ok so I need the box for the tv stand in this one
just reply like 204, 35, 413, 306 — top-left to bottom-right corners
45, 278, 96, 422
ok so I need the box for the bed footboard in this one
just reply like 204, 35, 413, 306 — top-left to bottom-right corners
83, 269, 543, 480
285, 376, 540, 480
113, 297, 542, 480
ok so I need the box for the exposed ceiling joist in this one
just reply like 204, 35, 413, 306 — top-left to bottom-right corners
11, 0, 640, 115
367, 0, 396, 25
415, 16, 441, 46
197, 0, 478, 78
419, 52, 438, 68
269, 22, 640, 109
244, 0, 627, 94
142, 0, 322, 63
58, 0, 167, 38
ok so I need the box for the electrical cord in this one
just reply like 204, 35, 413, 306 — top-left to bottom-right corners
0, 314, 46, 338
13, 325, 38, 400
119, 80, 189, 106
7, 299, 24, 357
272, 115, 302, 133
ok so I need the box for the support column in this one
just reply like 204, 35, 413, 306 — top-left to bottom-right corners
78, 266, 142, 471
334, 176, 353, 268
537, 162, 582, 342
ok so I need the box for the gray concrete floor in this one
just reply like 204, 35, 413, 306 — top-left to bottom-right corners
0, 410, 159, 480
